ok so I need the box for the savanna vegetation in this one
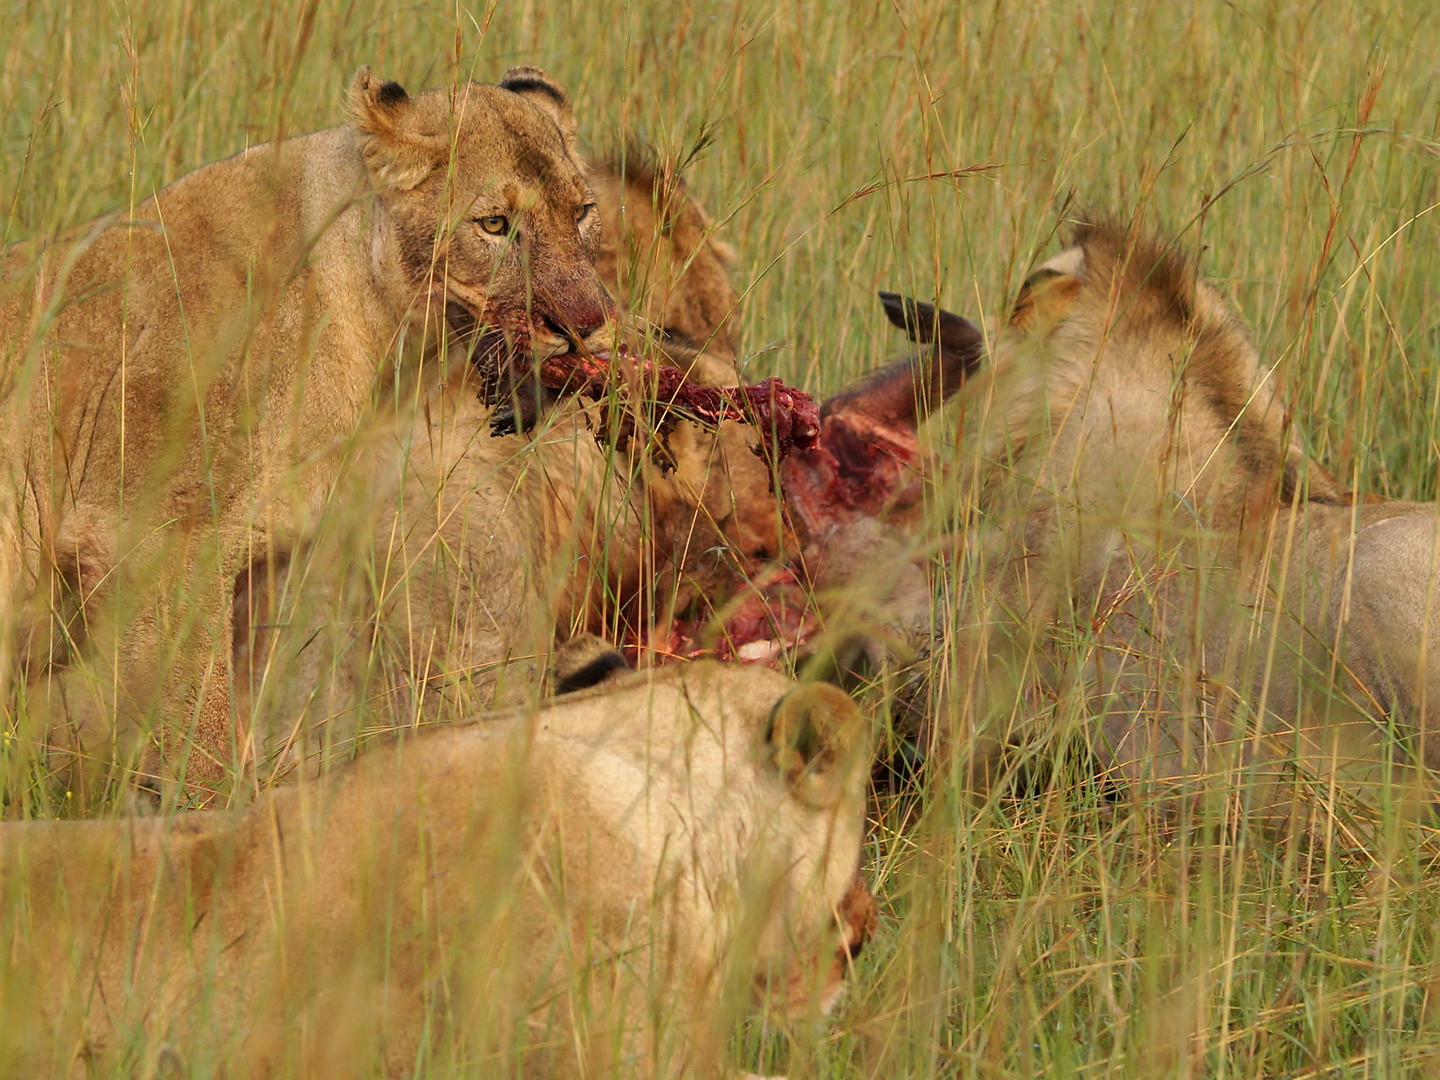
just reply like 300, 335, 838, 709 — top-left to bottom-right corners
4, 1, 1440, 1076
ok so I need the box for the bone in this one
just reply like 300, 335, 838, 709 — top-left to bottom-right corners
528, 346, 821, 460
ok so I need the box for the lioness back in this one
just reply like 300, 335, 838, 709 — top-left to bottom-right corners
589, 154, 742, 383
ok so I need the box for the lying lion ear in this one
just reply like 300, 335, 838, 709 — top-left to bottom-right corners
709, 237, 741, 266
348, 66, 435, 191
552, 633, 631, 694
499, 66, 578, 150
766, 683, 867, 808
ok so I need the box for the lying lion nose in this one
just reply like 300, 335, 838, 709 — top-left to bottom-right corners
837, 873, 877, 963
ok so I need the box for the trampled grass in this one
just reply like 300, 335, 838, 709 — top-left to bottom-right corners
4, 0, 1440, 1077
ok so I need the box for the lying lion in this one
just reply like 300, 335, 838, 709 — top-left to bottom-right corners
0, 638, 875, 1078
887, 221, 1440, 821
2, 64, 615, 794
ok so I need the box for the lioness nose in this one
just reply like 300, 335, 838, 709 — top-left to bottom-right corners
542, 311, 605, 343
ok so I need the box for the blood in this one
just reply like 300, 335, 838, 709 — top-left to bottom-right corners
780, 406, 923, 542
634, 565, 819, 664
532, 347, 924, 670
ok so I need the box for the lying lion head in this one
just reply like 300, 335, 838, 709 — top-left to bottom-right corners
549, 636, 877, 1026
350, 65, 616, 407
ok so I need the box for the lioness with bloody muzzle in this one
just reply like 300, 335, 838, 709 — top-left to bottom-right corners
0, 65, 614, 796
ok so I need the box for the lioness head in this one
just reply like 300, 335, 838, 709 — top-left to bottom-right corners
349, 65, 616, 408
590, 154, 742, 383
748, 679, 878, 1015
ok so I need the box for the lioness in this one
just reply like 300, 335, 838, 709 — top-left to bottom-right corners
1, 65, 614, 794
0, 639, 875, 1078
220, 147, 958, 785
889, 221, 1440, 821
212, 153, 764, 774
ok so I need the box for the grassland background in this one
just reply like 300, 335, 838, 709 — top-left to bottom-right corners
4, 0, 1440, 1076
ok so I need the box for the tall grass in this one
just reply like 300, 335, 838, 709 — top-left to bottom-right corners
5, 0, 1440, 1076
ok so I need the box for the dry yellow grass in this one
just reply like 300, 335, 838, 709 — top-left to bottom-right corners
5, 1, 1440, 1076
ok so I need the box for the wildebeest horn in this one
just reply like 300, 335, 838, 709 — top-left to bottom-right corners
877, 291, 985, 408
811, 295, 982, 434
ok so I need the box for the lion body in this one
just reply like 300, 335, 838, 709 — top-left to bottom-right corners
226, 157, 787, 776
5, 127, 414, 786
945, 224, 1440, 816
1, 660, 873, 1077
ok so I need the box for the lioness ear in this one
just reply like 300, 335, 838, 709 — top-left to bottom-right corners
552, 633, 631, 694
709, 238, 741, 266
499, 66, 578, 150
766, 683, 867, 808
348, 66, 435, 191
1009, 260, 1084, 333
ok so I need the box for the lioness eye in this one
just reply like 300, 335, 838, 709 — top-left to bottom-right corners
576, 202, 596, 226
477, 214, 509, 236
